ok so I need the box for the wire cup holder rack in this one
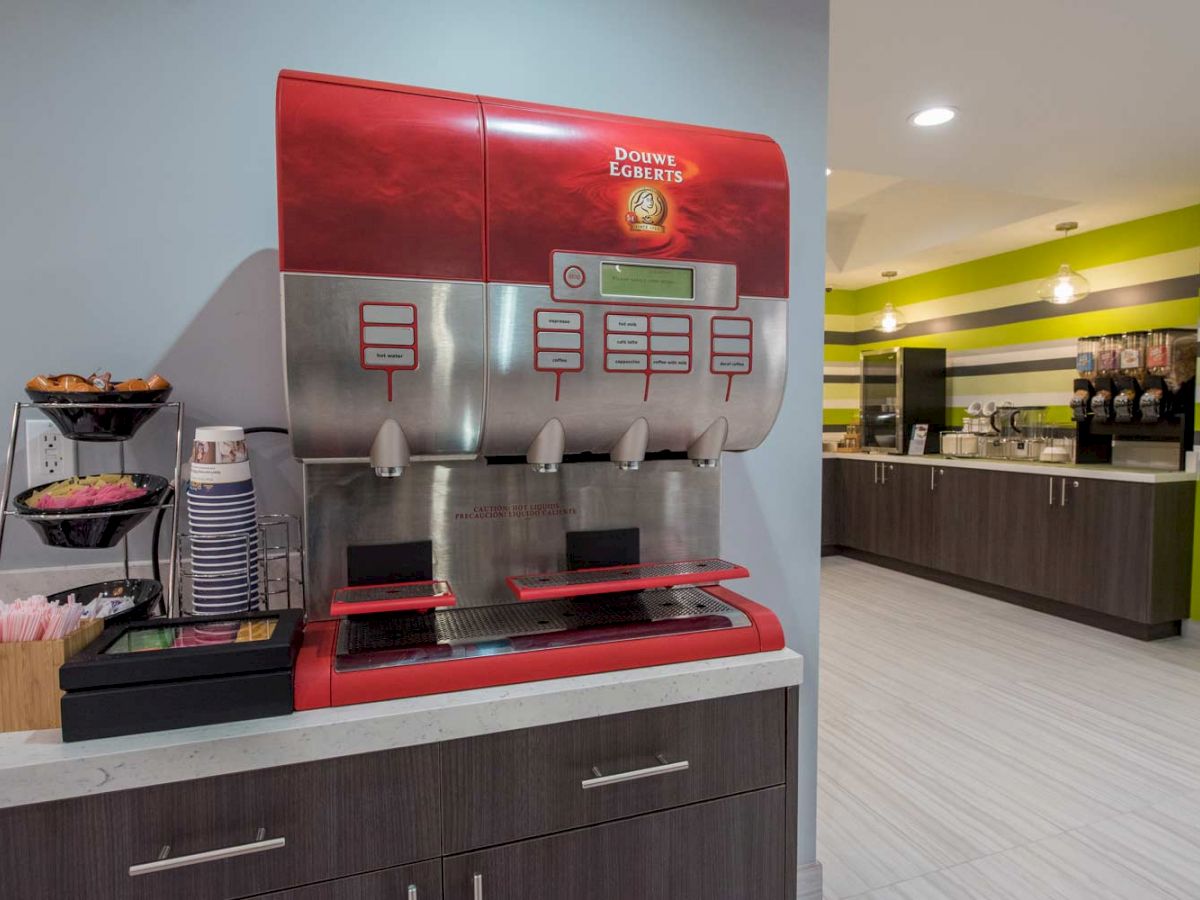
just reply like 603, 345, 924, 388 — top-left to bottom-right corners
0, 400, 184, 609
176, 513, 303, 617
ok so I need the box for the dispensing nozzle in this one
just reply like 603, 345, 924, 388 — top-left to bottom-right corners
610, 418, 649, 471
687, 417, 729, 468
527, 418, 565, 473
370, 418, 410, 478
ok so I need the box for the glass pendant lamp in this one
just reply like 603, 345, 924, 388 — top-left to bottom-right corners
872, 271, 906, 333
1037, 222, 1091, 305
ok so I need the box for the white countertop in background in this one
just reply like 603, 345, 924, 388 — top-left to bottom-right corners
823, 451, 1196, 484
0, 649, 803, 810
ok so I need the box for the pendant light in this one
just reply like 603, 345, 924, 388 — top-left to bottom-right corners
1037, 222, 1090, 305
872, 271, 906, 333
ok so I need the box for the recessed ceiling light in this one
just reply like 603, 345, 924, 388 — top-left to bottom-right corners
909, 106, 957, 127
825, 167, 832, 176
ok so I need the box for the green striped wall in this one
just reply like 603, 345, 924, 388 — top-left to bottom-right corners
824, 204, 1200, 433
821, 204, 1200, 620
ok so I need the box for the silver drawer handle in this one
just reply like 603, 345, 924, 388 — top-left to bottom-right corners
129, 827, 285, 876
409, 885, 419, 900
473, 873, 484, 900
581, 753, 690, 790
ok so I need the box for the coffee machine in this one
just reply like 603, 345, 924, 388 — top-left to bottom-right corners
1073, 329, 1195, 468
275, 71, 790, 709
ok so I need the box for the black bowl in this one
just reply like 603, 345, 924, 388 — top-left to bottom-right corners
25, 386, 173, 442
13, 474, 172, 549
48, 579, 162, 627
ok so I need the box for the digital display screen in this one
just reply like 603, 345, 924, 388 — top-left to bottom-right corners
104, 618, 278, 654
600, 263, 694, 300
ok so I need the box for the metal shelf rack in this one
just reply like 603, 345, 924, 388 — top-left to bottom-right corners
0, 400, 184, 611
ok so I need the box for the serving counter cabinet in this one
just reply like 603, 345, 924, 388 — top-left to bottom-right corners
823, 456, 1195, 639
0, 688, 799, 900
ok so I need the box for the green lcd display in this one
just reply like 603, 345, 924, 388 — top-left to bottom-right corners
600, 263, 694, 300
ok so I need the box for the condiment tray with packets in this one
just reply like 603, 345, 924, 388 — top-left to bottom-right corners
58, 609, 301, 742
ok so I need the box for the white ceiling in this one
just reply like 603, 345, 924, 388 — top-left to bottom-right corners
827, 0, 1200, 289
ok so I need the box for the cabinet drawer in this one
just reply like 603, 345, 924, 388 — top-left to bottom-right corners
251, 860, 442, 899
0, 745, 441, 900
444, 786, 787, 900
442, 689, 785, 852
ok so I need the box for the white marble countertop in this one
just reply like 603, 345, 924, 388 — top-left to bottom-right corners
823, 451, 1195, 484
0, 649, 803, 810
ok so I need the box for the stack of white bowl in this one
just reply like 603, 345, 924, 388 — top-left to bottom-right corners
186, 426, 259, 616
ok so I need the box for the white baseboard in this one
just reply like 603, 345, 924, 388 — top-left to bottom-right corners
797, 860, 823, 900
1183, 618, 1199, 640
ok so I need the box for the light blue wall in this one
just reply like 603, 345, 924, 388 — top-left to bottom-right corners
0, 0, 829, 866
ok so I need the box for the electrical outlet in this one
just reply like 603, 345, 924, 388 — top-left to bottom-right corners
26, 419, 77, 487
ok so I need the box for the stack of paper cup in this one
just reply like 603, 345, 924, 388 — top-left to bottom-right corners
187, 426, 259, 615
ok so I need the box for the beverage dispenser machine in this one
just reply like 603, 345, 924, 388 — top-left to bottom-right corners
275, 70, 789, 708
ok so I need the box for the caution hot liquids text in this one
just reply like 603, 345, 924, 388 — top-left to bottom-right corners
455, 503, 577, 521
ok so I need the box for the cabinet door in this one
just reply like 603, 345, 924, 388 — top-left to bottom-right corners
977, 471, 1057, 595
443, 787, 787, 900
822, 458, 839, 547
885, 462, 938, 567
1054, 478, 1153, 620
927, 466, 990, 577
250, 861, 442, 899
838, 460, 884, 553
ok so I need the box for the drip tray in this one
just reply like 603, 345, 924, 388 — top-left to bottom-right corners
334, 587, 750, 672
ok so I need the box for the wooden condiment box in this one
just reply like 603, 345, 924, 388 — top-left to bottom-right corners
0, 619, 103, 732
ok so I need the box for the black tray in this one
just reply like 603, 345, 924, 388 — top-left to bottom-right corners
25, 386, 173, 442
59, 609, 303, 691
13, 474, 172, 549
61, 669, 293, 742
47, 579, 162, 627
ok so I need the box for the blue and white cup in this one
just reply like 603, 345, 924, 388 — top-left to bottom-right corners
188, 426, 259, 615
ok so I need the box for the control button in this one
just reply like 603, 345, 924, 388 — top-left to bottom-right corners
712, 355, 750, 373
537, 310, 583, 330
650, 316, 690, 334
538, 351, 582, 370
650, 355, 691, 372
650, 335, 691, 353
362, 325, 415, 346
363, 347, 416, 367
606, 353, 648, 371
713, 337, 751, 355
606, 314, 649, 333
537, 331, 582, 351
362, 304, 415, 325
607, 333, 648, 351
563, 265, 586, 289
712, 318, 751, 337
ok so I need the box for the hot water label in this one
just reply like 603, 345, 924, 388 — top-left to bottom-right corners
360, 302, 418, 401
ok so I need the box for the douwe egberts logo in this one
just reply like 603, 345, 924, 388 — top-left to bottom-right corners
625, 187, 668, 234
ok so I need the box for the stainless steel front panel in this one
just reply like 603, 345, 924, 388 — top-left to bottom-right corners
282, 273, 486, 461
483, 284, 786, 455
303, 459, 720, 616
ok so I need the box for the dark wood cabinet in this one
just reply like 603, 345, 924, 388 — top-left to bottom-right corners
825, 458, 1194, 637
443, 690, 785, 853
443, 788, 787, 900
0, 744, 442, 900
0, 690, 796, 900
250, 861, 442, 899
822, 458, 839, 550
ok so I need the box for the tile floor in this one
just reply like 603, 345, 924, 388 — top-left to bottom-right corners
819, 556, 1200, 900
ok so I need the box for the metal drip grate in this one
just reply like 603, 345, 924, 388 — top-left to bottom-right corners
510, 559, 738, 590
340, 587, 748, 657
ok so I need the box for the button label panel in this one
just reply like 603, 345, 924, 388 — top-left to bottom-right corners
538, 351, 582, 370
713, 337, 751, 355
362, 325, 416, 346
537, 311, 582, 330
712, 318, 751, 337
650, 316, 690, 334
651, 355, 691, 372
364, 347, 416, 367
606, 314, 649, 333
537, 331, 583, 351
604, 311, 692, 375
607, 333, 649, 351
606, 353, 649, 370
709, 316, 753, 388
360, 302, 419, 401
362, 304, 415, 325
712, 355, 750, 373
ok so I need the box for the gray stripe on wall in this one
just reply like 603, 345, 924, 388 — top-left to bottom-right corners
822, 356, 1076, 383
824, 274, 1200, 345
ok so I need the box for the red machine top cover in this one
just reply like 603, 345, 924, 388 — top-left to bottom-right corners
277, 70, 789, 299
